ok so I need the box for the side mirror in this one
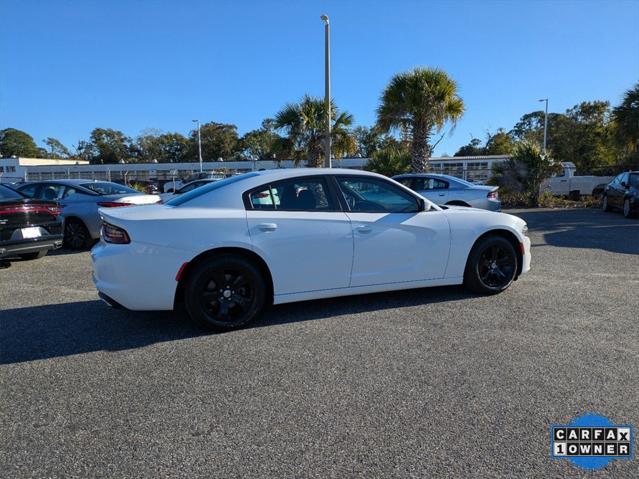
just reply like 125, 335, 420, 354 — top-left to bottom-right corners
621, 181, 628, 188
418, 198, 430, 211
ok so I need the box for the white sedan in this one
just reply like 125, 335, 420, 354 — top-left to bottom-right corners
92, 169, 531, 331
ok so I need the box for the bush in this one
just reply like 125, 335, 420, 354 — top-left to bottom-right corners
364, 141, 410, 177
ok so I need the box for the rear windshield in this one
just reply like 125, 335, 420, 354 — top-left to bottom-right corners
80, 182, 139, 195
167, 173, 259, 206
0, 184, 23, 200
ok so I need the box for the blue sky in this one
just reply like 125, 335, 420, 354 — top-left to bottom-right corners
1, 0, 638, 156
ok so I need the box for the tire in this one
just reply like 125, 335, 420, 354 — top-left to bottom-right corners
18, 250, 47, 260
623, 198, 636, 218
446, 201, 471, 207
64, 218, 92, 250
602, 195, 611, 212
184, 254, 266, 331
464, 236, 518, 295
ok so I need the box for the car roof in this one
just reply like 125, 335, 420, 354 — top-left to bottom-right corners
21, 179, 107, 185
249, 168, 383, 180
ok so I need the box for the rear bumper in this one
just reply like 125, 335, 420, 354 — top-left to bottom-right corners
0, 236, 63, 258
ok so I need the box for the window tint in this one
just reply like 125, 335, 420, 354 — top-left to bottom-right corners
248, 177, 335, 211
63, 187, 78, 198
620, 173, 629, 185
629, 174, 639, 188
395, 177, 414, 188
17, 184, 38, 198
337, 177, 419, 213
80, 182, 138, 195
167, 173, 259, 206
38, 184, 66, 200
413, 177, 448, 190
0, 184, 23, 200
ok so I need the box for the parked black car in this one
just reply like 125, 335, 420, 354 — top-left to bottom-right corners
0, 184, 63, 260
602, 171, 639, 218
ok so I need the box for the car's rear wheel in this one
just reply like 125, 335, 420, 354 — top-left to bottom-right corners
464, 236, 518, 295
623, 198, 636, 218
64, 219, 92, 250
18, 250, 47, 260
184, 255, 266, 331
602, 195, 611, 212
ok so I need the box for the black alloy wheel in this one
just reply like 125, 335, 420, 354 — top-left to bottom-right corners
465, 236, 518, 294
185, 255, 266, 331
64, 219, 91, 250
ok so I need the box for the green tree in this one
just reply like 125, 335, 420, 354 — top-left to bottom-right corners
238, 119, 284, 160
44, 137, 71, 158
364, 138, 410, 177
85, 128, 133, 164
274, 95, 355, 167
612, 82, 639, 166
0, 128, 40, 157
190, 122, 239, 161
454, 137, 483, 156
135, 132, 189, 163
376, 67, 464, 172
492, 141, 561, 206
510, 102, 615, 174
484, 129, 515, 155
353, 126, 387, 158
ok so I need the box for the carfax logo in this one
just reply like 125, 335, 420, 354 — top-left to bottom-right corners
551, 413, 634, 470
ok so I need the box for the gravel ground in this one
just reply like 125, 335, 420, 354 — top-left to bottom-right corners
1, 208, 638, 478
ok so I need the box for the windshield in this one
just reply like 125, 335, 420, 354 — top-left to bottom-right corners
167, 173, 259, 206
0, 184, 24, 200
80, 182, 139, 195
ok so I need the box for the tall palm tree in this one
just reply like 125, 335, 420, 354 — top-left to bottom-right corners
274, 95, 355, 167
612, 82, 639, 156
376, 67, 464, 172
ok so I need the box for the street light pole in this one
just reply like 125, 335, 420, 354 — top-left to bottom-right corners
193, 119, 203, 172
321, 14, 331, 168
539, 98, 548, 155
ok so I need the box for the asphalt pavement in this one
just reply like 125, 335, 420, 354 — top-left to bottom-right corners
1, 208, 638, 478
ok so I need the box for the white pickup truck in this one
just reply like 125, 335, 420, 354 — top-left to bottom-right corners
541, 162, 613, 198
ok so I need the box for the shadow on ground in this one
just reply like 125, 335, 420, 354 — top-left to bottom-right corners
0, 286, 471, 365
512, 208, 639, 255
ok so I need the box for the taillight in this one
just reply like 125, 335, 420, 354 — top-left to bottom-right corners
102, 222, 130, 244
487, 190, 499, 200
97, 202, 132, 208
0, 203, 61, 217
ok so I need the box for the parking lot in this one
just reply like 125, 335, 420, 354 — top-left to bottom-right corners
1, 208, 638, 478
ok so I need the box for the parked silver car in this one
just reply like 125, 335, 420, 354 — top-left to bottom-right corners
393, 173, 501, 211
17, 180, 160, 249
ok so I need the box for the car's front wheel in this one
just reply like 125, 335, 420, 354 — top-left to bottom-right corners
184, 254, 266, 331
602, 195, 611, 212
464, 236, 518, 295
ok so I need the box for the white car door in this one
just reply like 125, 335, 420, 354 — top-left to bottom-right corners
335, 176, 450, 287
245, 175, 353, 295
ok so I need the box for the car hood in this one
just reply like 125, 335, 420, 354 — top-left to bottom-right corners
440, 205, 527, 234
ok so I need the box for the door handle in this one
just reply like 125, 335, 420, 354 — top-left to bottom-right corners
356, 225, 372, 234
438, 193, 445, 196
258, 223, 277, 232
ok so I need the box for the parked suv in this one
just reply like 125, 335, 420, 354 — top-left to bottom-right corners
602, 171, 639, 218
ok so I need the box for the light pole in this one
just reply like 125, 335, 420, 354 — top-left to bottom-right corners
192, 119, 203, 172
539, 98, 548, 155
321, 14, 331, 168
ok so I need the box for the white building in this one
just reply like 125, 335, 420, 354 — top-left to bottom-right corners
0, 155, 510, 184
0, 157, 90, 183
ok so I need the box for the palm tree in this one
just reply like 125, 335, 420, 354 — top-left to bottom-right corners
612, 82, 639, 157
274, 95, 355, 167
376, 67, 464, 172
